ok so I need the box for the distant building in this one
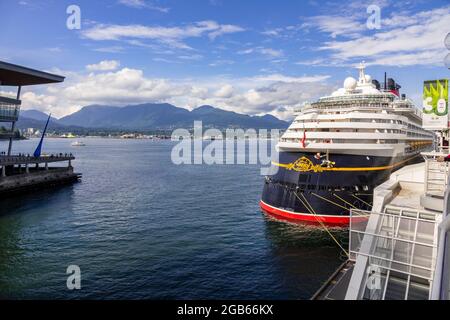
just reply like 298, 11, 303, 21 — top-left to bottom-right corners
0, 60, 81, 195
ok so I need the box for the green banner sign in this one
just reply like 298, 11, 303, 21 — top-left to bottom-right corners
423, 79, 449, 129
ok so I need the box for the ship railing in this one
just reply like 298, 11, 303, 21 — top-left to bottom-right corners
430, 168, 450, 300
0, 96, 21, 122
438, 146, 450, 154
422, 153, 450, 198
349, 207, 438, 300
319, 94, 394, 102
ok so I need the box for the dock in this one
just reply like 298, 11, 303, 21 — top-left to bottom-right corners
0, 154, 80, 196
0, 61, 81, 196
313, 152, 450, 300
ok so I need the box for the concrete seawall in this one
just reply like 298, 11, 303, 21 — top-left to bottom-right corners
0, 167, 81, 196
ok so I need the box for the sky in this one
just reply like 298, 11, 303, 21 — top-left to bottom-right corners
0, 0, 449, 120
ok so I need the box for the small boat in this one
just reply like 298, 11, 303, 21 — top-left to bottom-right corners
71, 141, 86, 147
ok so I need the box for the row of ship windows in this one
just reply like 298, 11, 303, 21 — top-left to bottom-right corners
309, 103, 415, 110
309, 103, 391, 110
287, 128, 432, 138
302, 110, 416, 118
292, 120, 432, 136
295, 118, 416, 126
280, 138, 433, 145
265, 179, 371, 193
307, 99, 411, 107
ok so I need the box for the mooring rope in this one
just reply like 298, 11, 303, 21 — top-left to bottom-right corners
350, 193, 373, 208
311, 192, 349, 211
293, 191, 350, 258
311, 192, 366, 216
332, 193, 358, 209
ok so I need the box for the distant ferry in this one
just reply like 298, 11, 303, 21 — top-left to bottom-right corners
71, 141, 86, 147
261, 63, 434, 225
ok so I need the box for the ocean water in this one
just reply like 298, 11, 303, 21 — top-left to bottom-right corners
0, 138, 345, 299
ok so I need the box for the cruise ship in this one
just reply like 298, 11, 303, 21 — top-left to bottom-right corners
261, 63, 435, 225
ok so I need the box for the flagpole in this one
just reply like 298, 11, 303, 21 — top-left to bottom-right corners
301, 120, 307, 148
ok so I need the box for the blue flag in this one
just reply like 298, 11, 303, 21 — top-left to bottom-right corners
33, 113, 51, 158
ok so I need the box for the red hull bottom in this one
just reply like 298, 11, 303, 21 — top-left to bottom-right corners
260, 200, 367, 226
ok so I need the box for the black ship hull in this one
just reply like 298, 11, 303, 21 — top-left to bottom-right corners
261, 151, 422, 225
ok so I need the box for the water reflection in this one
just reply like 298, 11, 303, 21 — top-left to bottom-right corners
262, 213, 348, 298
0, 185, 76, 216
0, 186, 76, 299
0, 138, 345, 299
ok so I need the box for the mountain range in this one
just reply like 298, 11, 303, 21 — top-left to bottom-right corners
17, 103, 289, 131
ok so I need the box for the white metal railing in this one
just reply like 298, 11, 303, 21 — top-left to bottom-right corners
430, 167, 450, 300
438, 146, 450, 154
349, 208, 438, 300
422, 154, 450, 198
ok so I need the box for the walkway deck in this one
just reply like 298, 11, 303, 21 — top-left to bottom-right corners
0, 154, 74, 166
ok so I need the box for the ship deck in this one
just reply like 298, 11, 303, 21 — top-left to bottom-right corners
314, 159, 445, 300
311, 261, 354, 300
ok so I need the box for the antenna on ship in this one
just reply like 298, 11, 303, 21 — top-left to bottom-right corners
357, 61, 366, 83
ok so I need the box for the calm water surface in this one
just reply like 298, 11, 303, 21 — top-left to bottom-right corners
0, 138, 345, 299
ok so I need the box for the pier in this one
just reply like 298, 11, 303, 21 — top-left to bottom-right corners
313, 153, 450, 300
0, 61, 81, 196
0, 154, 80, 196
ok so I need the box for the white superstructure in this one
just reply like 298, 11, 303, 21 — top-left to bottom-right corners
279, 63, 434, 157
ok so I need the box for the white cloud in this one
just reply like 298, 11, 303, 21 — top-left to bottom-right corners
214, 84, 234, 98
82, 21, 245, 49
93, 46, 125, 53
86, 60, 121, 71
63, 68, 189, 104
20, 92, 59, 115
238, 47, 284, 58
19, 67, 332, 120
261, 28, 283, 37
366, 50, 447, 67
208, 24, 245, 40
300, 15, 366, 39
259, 48, 284, 58
260, 0, 391, 40
237, 48, 254, 55
250, 74, 330, 84
178, 54, 203, 61
152, 57, 178, 63
303, 5, 450, 67
209, 60, 235, 67
117, 0, 170, 13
